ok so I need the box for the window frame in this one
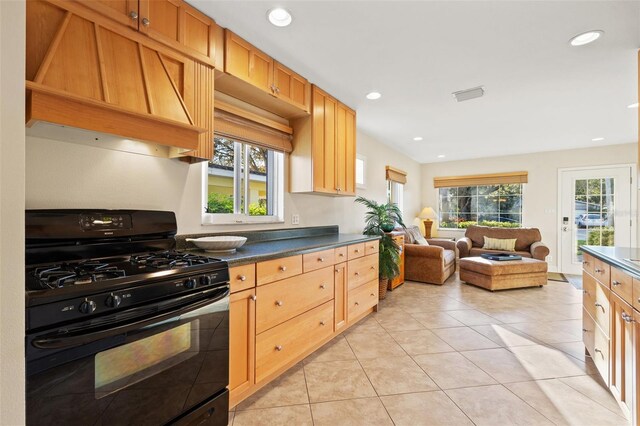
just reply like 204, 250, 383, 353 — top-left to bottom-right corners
355, 154, 366, 189
387, 180, 404, 217
202, 138, 284, 226
437, 183, 524, 230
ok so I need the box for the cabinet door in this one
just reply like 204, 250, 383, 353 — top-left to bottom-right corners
335, 103, 356, 196
138, 0, 181, 45
180, 3, 216, 62
273, 61, 309, 111
312, 87, 337, 193
225, 30, 273, 93
229, 288, 256, 404
334, 263, 347, 332
610, 292, 634, 419
78, 0, 139, 29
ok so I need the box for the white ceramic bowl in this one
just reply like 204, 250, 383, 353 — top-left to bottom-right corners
186, 236, 247, 253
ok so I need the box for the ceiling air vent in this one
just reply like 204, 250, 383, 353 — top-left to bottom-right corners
452, 86, 485, 102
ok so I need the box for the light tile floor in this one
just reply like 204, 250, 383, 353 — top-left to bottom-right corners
229, 274, 629, 426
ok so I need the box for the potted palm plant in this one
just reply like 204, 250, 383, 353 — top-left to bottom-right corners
355, 196, 405, 300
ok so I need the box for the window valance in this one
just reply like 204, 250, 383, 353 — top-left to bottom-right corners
386, 166, 407, 184
433, 171, 528, 188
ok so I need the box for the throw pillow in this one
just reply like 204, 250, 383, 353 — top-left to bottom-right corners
407, 226, 429, 246
483, 236, 516, 252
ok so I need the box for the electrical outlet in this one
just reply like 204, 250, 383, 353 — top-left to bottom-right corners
291, 214, 300, 225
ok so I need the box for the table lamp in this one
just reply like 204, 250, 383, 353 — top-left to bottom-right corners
419, 207, 436, 238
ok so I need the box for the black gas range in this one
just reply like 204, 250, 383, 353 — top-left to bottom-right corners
25, 210, 230, 426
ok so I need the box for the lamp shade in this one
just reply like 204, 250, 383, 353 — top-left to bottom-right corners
419, 207, 436, 219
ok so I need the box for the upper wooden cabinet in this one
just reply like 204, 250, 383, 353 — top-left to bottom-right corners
77, 0, 220, 66
26, 0, 214, 159
217, 30, 311, 119
290, 86, 356, 196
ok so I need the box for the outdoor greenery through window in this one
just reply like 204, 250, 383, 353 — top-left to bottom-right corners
207, 137, 282, 219
574, 177, 614, 259
439, 184, 523, 229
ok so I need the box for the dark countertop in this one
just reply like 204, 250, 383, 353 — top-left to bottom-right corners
176, 226, 379, 266
581, 246, 640, 279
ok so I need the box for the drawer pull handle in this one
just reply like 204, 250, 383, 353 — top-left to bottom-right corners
335, 269, 340, 273
612, 280, 621, 286
279, 266, 287, 272
355, 301, 360, 306
339, 253, 344, 257
594, 348, 604, 358
370, 266, 375, 270
622, 312, 636, 323
129, 11, 138, 20
275, 345, 283, 351
583, 261, 589, 265
582, 328, 588, 332
320, 320, 326, 326
595, 268, 603, 273
238, 275, 247, 282
594, 302, 605, 312
320, 284, 326, 289
250, 295, 257, 301
275, 300, 283, 306
582, 290, 588, 295
370, 293, 375, 297
355, 272, 360, 276
354, 249, 360, 253
318, 257, 325, 262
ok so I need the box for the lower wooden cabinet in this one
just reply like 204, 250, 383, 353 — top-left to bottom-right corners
255, 301, 334, 383
229, 288, 256, 402
348, 279, 378, 322
334, 262, 347, 332
610, 292, 635, 419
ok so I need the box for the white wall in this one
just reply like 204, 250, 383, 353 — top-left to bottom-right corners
421, 143, 637, 271
26, 131, 422, 235
0, 0, 26, 424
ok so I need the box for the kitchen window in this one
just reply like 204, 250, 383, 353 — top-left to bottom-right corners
438, 184, 523, 229
204, 136, 284, 224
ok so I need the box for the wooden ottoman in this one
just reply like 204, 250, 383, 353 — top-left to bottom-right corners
459, 257, 548, 291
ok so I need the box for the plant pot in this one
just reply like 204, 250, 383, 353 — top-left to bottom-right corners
378, 278, 389, 300
381, 223, 394, 232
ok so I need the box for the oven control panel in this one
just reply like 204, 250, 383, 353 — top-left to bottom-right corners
27, 270, 230, 331
80, 213, 133, 231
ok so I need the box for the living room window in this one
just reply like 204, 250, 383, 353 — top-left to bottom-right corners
204, 136, 284, 224
438, 183, 523, 229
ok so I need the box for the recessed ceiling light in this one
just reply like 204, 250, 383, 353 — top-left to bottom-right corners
413, 136, 423, 141
628, 102, 639, 109
437, 154, 446, 158
452, 86, 484, 102
569, 30, 604, 46
267, 8, 292, 27
366, 92, 382, 100
591, 137, 605, 142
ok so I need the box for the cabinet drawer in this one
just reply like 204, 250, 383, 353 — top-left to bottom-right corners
611, 267, 633, 306
364, 240, 379, 256
256, 266, 334, 333
592, 320, 610, 386
303, 248, 335, 272
255, 300, 334, 383
229, 263, 255, 293
583, 272, 610, 336
257, 255, 303, 285
582, 308, 595, 356
582, 253, 596, 277
334, 246, 347, 263
347, 243, 365, 260
348, 279, 378, 322
585, 255, 610, 286
347, 254, 378, 290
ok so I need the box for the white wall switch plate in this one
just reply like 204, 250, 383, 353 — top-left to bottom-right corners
291, 214, 300, 225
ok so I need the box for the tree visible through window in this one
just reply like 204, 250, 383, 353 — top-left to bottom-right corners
207, 137, 279, 217
439, 184, 523, 229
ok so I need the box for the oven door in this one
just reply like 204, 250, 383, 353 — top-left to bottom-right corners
26, 286, 229, 426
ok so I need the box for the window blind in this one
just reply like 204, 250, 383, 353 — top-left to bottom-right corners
386, 166, 407, 184
433, 171, 528, 188
214, 102, 293, 153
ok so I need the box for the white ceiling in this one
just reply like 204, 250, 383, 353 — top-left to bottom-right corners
190, 0, 640, 164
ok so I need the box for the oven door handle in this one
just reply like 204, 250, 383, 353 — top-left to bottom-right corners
32, 287, 229, 350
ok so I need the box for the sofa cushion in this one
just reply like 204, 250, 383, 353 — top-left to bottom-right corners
459, 256, 547, 276
443, 249, 455, 266
483, 236, 516, 251
469, 248, 532, 258
465, 225, 542, 251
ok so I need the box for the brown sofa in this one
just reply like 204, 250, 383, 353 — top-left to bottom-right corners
396, 227, 456, 285
456, 225, 549, 261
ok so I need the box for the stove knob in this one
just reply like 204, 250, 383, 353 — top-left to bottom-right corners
106, 294, 122, 308
200, 275, 212, 286
184, 278, 197, 289
79, 299, 97, 314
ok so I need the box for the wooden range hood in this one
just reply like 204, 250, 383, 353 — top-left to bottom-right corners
26, 1, 214, 154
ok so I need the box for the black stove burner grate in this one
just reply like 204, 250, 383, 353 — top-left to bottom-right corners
34, 261, 127, 289
130, 251, 215, 269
